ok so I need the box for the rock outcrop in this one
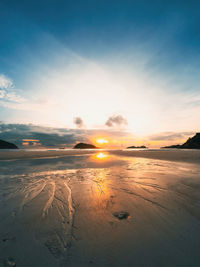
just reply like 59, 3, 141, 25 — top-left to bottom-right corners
73, 143, 98, 149
0, 139, 18, 149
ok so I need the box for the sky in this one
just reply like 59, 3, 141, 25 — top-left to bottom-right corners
0, 0, 200, 147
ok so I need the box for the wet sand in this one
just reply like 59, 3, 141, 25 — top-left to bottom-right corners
0, 148, 200, 164
0, 150, 200, 266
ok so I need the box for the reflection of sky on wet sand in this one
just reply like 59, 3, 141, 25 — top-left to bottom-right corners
0, 153, 200, 266
0, 152, 125, 175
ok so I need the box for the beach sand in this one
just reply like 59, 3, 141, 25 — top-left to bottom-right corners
1, 148, 200, 164
0, 150, 200, 266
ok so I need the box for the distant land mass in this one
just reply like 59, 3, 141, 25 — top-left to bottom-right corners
0, 139, 18, 149
163, 133, 200, 149
127, 145, 147, 149
73, 143, 98, 149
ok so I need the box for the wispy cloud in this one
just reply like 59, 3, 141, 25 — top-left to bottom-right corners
0, 74, 25, 103
0, 74, 13, 89
148, 131, 194, 141
145, 131, 196, 148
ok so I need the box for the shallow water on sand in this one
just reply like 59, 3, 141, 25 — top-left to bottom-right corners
0, 152, 200, 266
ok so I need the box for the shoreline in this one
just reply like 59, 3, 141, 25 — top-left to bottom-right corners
111, 149, 200, 164
0, 148, 200, 164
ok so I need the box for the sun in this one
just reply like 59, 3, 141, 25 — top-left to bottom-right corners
96, 138, 109, 145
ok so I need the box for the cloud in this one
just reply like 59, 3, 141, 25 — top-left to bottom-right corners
0, 123, 133, 148
0, 123, 84, 147
105, 115, 128, 128
73, 117, 85, 128
148, 131, 194, 141
1, 123, 196, 149
0, 74, 25, 104
0, 74, 13, 89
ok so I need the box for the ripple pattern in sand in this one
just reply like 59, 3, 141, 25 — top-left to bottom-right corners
0, 170, 76, 260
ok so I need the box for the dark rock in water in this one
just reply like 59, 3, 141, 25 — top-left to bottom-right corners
73, 143, 98, 149
0, 139, 18, 149
127, 145, 147, 149
113, 211, 130, 220
162, 133, 200, 149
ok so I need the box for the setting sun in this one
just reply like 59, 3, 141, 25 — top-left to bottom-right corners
96, 138, 109, 145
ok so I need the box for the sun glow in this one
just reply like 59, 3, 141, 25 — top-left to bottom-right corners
96, 138, 109, 145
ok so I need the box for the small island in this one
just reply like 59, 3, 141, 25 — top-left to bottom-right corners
0, 139, 18, 149
162, 133, 200, 149
127, 145, 147, 149
73, 142, 98, 149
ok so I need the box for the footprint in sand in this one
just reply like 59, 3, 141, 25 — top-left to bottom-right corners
113, 211, 130, 220
4, 257, 16, 267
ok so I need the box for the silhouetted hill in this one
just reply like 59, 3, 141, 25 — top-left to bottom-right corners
0, 139, 18, 149
73, 143, 98, 149
181, 133, 200, 148
162, 133, 200, 149
127, 145, 147, 149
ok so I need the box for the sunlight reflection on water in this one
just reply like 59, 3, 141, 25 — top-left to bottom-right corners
92, 152, 109, 160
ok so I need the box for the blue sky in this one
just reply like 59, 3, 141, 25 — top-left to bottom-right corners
0, 0, 200, 146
